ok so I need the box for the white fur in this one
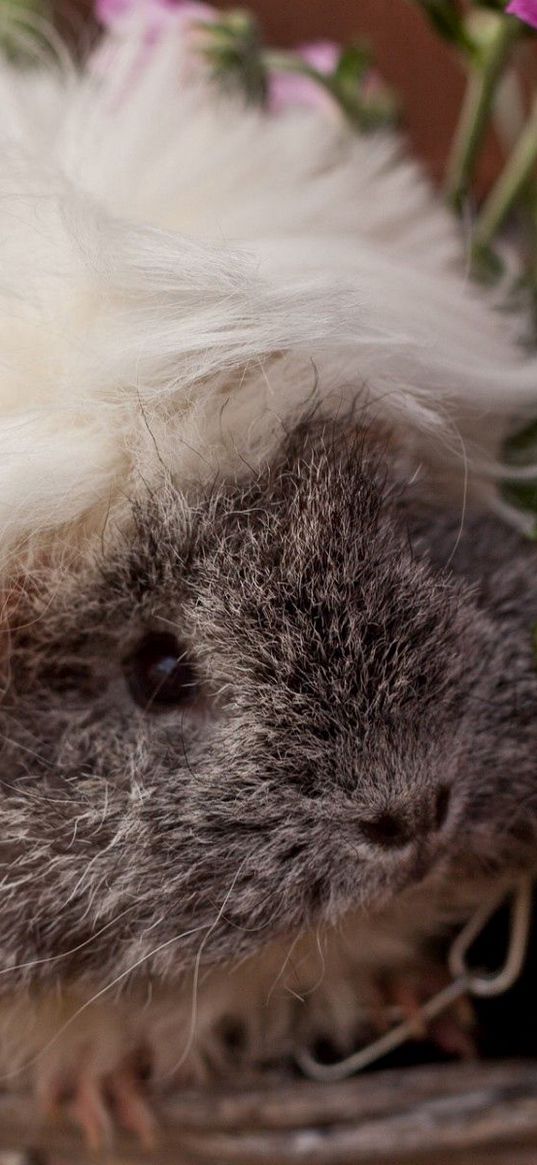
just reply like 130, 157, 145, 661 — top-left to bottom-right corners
0, 17, 536, 574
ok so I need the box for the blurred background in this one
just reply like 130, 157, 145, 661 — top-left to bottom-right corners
213, 0, 502, 191
49, 0, 537, 213
56, 0, 511, 195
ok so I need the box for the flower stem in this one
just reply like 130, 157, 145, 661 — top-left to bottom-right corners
445, 16, 520, 214
473, 91, 537, 250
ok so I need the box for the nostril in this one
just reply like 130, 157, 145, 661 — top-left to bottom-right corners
361, 789, 452, 850
434, 785, 451, 831
360, 812, 412, 849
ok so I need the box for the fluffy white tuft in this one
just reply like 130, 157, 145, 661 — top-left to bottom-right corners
0, 18, 536, 568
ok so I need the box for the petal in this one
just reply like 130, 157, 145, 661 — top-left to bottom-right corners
268, 70, 334, 113
505, 0, 537, 29
297, 40, 340, 75
97, 0, 216, 31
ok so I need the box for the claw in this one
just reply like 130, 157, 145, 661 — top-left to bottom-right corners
430, 1014, 477, 1060
380, 964, 477, 1058
107, 1065, 157, 1150
387, 977, 428, 1038
38, 1051, 157, 1150
69, 1071, 113, 1152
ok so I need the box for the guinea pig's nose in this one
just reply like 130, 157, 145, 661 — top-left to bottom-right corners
360, 785, 451, 850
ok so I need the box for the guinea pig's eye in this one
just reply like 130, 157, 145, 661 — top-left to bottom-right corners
123, 632, 198, 711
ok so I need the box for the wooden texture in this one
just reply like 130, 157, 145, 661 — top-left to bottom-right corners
1, 1061, 537, 1163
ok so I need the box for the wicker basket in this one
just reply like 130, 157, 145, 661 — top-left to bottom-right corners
1, 1060, 537, 1164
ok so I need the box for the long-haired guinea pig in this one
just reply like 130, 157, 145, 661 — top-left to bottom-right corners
0, 6, 536, 1146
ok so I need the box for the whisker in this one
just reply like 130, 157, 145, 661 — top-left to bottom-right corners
168, 860, 247, 1077
0, 919, 210, 1084
265, 932, 301, 1006
0, 906, 135, 980
0, 733, 56, 771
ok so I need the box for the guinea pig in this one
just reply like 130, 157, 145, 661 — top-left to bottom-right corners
0, 5, 537, 1147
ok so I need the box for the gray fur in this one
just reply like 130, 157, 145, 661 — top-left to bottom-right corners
0, 423, 536, 991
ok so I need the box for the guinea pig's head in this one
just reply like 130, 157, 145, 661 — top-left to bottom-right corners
0, 423, 534, 987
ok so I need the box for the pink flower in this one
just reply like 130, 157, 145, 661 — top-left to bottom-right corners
297, 41, 340, 74
94, 0, 216, 79
505, 1, 537, 29
92, 0, 216, 87
268, 40, 340, 113
96, 0, 215, 35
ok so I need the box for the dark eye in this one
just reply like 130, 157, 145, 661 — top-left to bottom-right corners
124, 632, 198, 711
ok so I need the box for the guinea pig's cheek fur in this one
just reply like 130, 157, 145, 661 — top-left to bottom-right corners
0, 434, 533, 987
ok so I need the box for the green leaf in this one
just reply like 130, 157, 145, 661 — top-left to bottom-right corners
334, 44, 371, 89
199, 8, 268, 107
322, 42, 399, 132
410, 1, 476, 53
471, 242, 506, 284
0, 0, 49, 59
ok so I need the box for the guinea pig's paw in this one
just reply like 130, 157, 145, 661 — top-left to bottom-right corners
37, 1046, 157, 1151
103, 1056, 157, 1149
381, 965, 477, 1059
39, 1060, 112, 1150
